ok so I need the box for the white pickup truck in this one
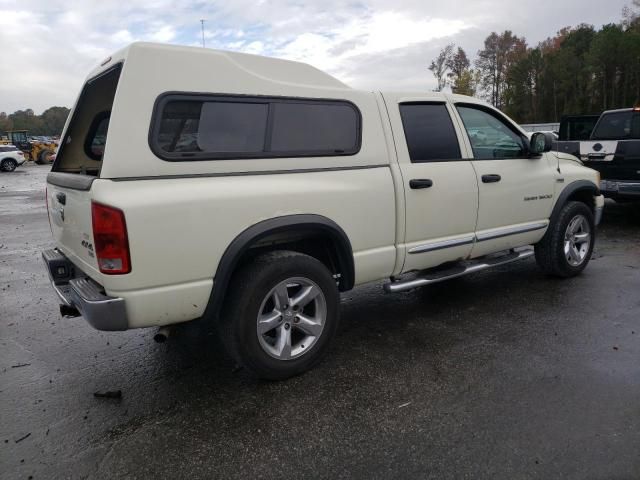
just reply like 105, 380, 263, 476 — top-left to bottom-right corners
44, 43, 604, 379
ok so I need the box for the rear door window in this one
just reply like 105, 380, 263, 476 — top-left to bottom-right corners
151, 95, 361, 160
399, 103, 461, 162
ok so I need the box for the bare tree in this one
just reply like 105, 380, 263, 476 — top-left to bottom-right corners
429, 44, 454, 91
446, 47, 477, 95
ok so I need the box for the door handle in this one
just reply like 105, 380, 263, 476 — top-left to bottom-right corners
409, 179, 433, 189
56, 192, 66, 205
481, 174, 501, 183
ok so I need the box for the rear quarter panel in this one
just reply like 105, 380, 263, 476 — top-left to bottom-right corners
92, 169, 397, 327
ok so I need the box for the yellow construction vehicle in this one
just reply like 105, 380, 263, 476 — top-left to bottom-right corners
1, 130, 57, 164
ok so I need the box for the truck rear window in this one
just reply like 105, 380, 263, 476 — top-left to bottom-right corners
150, 94, 361, 160
52, 64, 122, 175
558, 116, 599, 141
592, 111, 640, 140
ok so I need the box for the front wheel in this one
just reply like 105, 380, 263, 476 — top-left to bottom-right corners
0, 158, 17, 172
535, 201, 595, 277
220, 250, 340, 380
36, 149, 55, 165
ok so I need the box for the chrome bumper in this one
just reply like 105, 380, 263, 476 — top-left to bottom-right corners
595, 205, 603, 226
42, 248, 128, 331
600, 179, 640, 199
593, 194, 605, 226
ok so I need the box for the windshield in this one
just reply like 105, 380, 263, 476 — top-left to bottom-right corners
592, 111, 640, 140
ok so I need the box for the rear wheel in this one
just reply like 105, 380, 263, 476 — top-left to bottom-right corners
0, 158, 17, 172
220, 250, 340, 380
535, 201, 595, 277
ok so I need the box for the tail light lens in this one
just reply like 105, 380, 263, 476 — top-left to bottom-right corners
91, 202, 131, 274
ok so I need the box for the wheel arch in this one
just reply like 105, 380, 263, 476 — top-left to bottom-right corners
203, 214, 355, 320
550, 180, 599, 226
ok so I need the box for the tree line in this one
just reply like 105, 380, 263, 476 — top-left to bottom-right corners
0, 107, 70, 137
429, 1, 640, 123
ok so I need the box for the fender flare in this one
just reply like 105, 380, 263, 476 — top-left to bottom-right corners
549, 180, 599, 227
203, 214, 355, 319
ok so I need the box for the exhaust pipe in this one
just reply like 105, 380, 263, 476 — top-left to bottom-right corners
153, 326, 172, 343
60, 304, 80, 318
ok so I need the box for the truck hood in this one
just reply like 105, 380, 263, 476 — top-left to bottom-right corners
553, 151, 584, 167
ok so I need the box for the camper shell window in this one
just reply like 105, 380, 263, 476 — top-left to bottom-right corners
52, 63, 122, 175
150, 94, 361, 161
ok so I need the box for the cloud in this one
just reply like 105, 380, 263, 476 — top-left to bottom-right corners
0, 0, 630, 114
147, 24, 176, 43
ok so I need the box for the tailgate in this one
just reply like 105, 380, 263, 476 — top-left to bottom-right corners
45, 62, 123, 283
579, 140, 618, 161
47, 174, 102, 281
580, 140, 640, 180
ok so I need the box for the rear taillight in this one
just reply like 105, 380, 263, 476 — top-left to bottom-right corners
91, 202, 131, 274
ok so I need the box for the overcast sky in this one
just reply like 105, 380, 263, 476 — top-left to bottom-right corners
0, 0, 630, 114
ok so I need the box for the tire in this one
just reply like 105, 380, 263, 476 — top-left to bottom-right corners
220, 250, 340, 380
535, 201, 595, 277
0, 158, 17, 172
36, 149, 54, 165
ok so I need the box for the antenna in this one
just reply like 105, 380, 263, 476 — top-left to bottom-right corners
200, 19, 206, 48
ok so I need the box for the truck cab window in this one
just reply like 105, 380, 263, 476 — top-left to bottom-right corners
456, 105, 526, 159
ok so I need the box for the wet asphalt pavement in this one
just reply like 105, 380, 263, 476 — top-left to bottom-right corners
1, 164, 639, 480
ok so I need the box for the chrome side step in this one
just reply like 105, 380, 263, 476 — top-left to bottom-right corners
384, 248, 535, 293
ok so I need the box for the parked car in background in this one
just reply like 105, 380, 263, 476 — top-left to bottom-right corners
555, 107, 640, 201
43, 43, 604, 380
520, 122, 560, 135
0, 145, 26, 172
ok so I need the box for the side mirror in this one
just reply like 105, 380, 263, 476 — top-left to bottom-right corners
529, 132, 554, 156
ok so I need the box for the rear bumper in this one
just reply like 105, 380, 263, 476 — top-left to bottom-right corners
600, 179, 640, 200
42, 248, 128, 331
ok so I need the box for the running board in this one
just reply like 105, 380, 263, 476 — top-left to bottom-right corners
384, 249, 535, 293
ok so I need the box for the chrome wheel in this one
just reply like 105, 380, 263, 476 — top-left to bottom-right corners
564, 214, 591, 266
256, 277, 326, 360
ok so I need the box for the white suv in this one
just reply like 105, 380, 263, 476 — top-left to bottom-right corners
0, 145, 26, 172
43, 43, 604, 379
